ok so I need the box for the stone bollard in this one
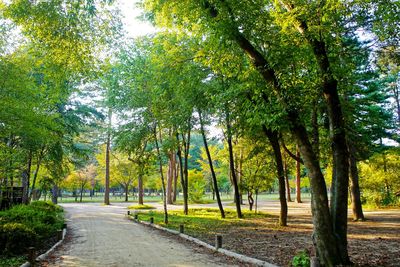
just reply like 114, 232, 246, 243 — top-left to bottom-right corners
127, 210, 130, 215
179, 224, 184, 234
134, 214, 138, 220
215, 235, 222, 249
150, 217, 154, 224
28, 247, 35, 265
57, 230, 63, 241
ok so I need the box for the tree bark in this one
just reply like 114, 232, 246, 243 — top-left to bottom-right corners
51, 184, 58, 204
29, 147, 45, 201
296, 146, 302, 203
176, 133, 188, 214
22, 151, 32, 205
138, 170, 144, 205
104, 108, 112, 206
166, 152, 174, 204
225, 108, 242, 218
348, 142, 365, 221
263, 127, 288, 226
199, 110, 225, 218
125, 185, 129, 202
154, 125, 168, 224
283, 154, 292, 202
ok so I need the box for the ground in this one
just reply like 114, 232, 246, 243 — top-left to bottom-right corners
42, 198, 400, 267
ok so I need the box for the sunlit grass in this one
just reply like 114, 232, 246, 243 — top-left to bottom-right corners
128, 204, 156, 210
134, 208, 271, 239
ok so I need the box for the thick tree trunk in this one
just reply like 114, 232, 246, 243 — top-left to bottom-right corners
104, 108, 112, 206
51, 184, 58, 204
199, 110, 225, 218
348, 142, 365, 221
296, 146, 302, 203
263, 127, 288, 226
226, 109, 242, 218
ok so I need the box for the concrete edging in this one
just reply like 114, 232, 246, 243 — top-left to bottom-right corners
129, 215, 278, 267
20, 228, 67, 267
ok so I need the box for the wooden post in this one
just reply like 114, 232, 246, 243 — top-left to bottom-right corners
150, 217, 154, 224
127, 210, 130, 215
215, 235, 222, 249
57, 230, 63, 241
134, 214, 138, 220
28, 247, 35, 265
179, 224, 184, 234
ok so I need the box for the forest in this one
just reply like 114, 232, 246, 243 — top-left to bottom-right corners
0, 0, 399, 266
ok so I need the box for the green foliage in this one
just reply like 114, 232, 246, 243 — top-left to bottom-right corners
0, 256, 26, 267
128, 204, 156, 210
188, 170, 206, 203
292, 250, 310, 267
0, 201, 64, 256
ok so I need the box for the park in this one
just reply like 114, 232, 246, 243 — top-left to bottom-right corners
0, 0, 399, 266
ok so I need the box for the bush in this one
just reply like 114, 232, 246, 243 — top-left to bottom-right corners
0, 223, 37, 255
0, 201, 64, 256
292, 250, 310, 267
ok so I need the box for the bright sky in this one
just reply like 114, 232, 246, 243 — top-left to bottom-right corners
117, 0, 155, 38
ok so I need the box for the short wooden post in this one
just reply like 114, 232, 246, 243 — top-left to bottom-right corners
215, 235, 222, 249
134, 214, 138, 220
57, 229, 63, 241
63, 223, 67, 229
28, 247, 35, 264
179, 224, 184, 234
150, 217, 154, 224
127, 210, 130, 215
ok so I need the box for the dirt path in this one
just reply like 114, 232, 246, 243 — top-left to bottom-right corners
41, 203, 240, 267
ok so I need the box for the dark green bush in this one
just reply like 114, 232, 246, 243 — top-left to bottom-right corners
0, 223, 37, 255
0, 201, 64, 256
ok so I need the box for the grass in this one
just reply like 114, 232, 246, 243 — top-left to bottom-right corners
0, 256, 26, 267
166, 199, 216, 205
128, 204, 156, 210
133, 208, 271, 240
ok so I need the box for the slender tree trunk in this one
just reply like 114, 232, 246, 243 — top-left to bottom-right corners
125, 185, 129, 202
283, 154, 292, 202
51, 184, 58, 204
173, 155, 178, 202
22, 151, 32, 204
348, 142, 364, 221
176, 133, 188, 214
104, 108, 112, 206
138, 170, 144, 205
248, 191, 254, 211
80, 185, 84, 202
154, 125, 168, 224
199, 110, 225, 218
225, 108, 242, 218
166, 152, 174, 204
296, 146, 302, 203
263, 127, 288, 226
30, 147, 45, 201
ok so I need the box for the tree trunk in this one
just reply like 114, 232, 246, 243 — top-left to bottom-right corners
138, 170, 144, 205
176, 134, 188, 215
166, 152, 174, 204
283, 154, 292, 202
348, 142, 364, 221
51, 184, 58, 204
199, 110, 225, 218
125, 185, 129, 202
80, 186, 84, 202
225, 108, 242, 218
22, 151, 32, 205
182, 121, 191, 214
173, 155, 178, 202
296, 146, 302, 203
104, 108, 112, 206
30, 147, 45, 201
248, 191, 254, 211
263, 127, 288, 226
154, 125, 168, 224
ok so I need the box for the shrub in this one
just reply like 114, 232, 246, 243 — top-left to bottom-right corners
0, 223, 37, 255
292, 250, 310, 267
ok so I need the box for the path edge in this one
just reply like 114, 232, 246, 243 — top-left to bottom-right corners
128, 216, 278, 267
20, 228, 67, 267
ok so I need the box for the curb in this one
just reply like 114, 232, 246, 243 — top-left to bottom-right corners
20, 228, 67, 267
128, 216, 278, 267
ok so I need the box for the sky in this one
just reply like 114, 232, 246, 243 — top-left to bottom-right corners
117, 0, 155, 38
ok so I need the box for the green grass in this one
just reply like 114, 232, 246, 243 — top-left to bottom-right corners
166, 199, 216, 205
133, 208, 271, 239
128, 204, 156, 210
0, 256, 26, 267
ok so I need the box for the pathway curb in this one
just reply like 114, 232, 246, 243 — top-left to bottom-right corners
20, 228, 67, 267
128, 215, 278, 267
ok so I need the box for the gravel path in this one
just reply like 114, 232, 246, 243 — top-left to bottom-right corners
42, 203, 239, 267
